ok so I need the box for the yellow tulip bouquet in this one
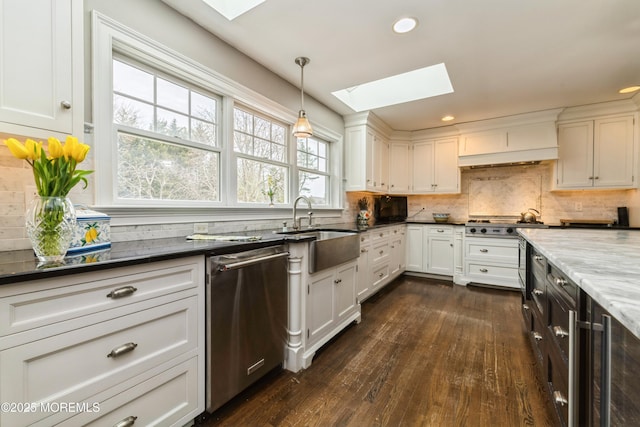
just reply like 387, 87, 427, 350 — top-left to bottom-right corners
4, 136, 93, 261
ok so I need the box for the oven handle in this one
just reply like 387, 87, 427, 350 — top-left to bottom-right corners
217, 251, 290, 271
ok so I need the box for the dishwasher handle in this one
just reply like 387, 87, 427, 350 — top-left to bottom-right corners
216, 251, 290, 271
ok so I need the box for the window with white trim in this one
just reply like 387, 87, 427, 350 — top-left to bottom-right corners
297, 136, 330, 206
112, 57, 221, 202
233, 106, 289, 205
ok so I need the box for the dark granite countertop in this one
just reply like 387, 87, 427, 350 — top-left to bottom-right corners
0, 222, 410, 286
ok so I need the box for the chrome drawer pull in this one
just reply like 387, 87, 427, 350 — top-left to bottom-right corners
113, 416, 138, 427
106, 286, 138, 299
533, 332, 543, 341
522, 304, 530, 310
479, 248, 488, 253
553, 391, 568, 406
437, 229, 444, 233
379, 250, 384, 255
107, 342, 138, 358
555, 277, 568, 287
379, 273, 384, 278
361, 248, 368, 253
534, 255, 543, 261
553, 326, 569, 338
533, 289, 543, 296
334, 278, 342, 284
479, 268, 488, 273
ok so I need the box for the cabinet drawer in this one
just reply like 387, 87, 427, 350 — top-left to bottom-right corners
531, 248, 547, 278
57, 357, 200, 427
528, 305, 546, 371
0, 296, 198, 426
531, 267, 547, 316
371, 228, 391, 242
547, 343, 569, 427
372, 264, 389, 288
547, 292, 572, 361
467, 263, 519, 281
427, 226, 453, 236
359, 232, 371, 245
371, 241, 391, 264
0, 256, 203, 338
467, 241, 518, 264
547, 265, 577, 307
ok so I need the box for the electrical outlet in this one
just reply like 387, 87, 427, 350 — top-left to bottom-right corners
194, 223, 208, 234
575, 202, 583, 212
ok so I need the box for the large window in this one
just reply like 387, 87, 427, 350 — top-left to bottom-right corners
112, 58, 221, 202
297, 136, 330, 206
233, 107, 289, 205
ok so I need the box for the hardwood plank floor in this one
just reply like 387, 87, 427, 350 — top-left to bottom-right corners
199, 276, 558, 426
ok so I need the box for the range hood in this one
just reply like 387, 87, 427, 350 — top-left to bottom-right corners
456, 109, 562, 168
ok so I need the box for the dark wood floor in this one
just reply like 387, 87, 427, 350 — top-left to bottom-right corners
200, 276, 558, 426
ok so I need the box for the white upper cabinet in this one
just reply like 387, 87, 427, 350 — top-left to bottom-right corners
345, 112, 392, 193
556, 115, 635, 189
411, 137, 460, 194
0, 0, 83, 138
388, 141, 411, 193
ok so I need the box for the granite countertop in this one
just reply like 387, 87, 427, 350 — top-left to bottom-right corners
518, 228, 640, 339
0, 222, 408, 286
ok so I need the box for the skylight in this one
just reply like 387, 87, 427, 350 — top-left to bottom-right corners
202, 0, 266, 20
332, 63, 454, 112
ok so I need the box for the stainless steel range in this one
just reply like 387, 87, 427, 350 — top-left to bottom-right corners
465, 219, 547, 238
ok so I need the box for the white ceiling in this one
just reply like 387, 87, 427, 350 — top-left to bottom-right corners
160, 0, 640, 132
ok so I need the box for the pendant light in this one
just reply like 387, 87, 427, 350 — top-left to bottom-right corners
293, 57, 313, 138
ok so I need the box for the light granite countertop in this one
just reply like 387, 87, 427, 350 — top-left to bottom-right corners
518, 228, 640, 339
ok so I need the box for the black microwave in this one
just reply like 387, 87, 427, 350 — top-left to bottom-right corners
373, 196, 408, 223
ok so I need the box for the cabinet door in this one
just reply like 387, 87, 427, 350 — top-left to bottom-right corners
389, 142, 410, 193
412, 142, 434, 192
335, 263, 357, 322
433, 137, 460, 193
356, 243, 371, 301
427, 236, 454, 275
373, 134, 389, 191
0, 0, 74, 134
405, 225, 425, 272
593, 116, 634, 188
306, 271, 335, 345
556, 121, 595, 188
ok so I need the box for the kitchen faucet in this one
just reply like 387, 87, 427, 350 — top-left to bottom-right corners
292, 196, 313, 230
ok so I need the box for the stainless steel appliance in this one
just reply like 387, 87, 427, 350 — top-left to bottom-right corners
206, 245, 289, 412
465, 219, 547, 239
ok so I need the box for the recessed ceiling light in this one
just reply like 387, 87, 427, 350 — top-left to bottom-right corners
619, 86, 640, 94
393, 17, 418, 34
202, 0, 266, 20
441, 115, 455, 122
332, 63, 454, 112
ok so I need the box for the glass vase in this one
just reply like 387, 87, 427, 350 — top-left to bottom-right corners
25, 197, 77, 263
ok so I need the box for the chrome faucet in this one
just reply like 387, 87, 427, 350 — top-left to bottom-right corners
292, 196, 313, 230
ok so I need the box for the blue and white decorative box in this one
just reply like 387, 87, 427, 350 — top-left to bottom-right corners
68, 206, 111, 254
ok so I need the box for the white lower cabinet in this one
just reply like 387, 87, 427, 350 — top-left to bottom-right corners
464, 237, 519, 289
306, 262, 357, 346
405, 224, 455, 276
0, 256, 205, 427
357, 224, 406, 302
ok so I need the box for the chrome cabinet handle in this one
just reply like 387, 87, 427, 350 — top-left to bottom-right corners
534, 255, 543, 261
533, 332, 543, 341
378, 273, 384, 278
555, 277, 568, 287
379, 250, 384, 255
361, 248, 368, 253
113, 416, 138, 427
107, 342, 138, 358
553, 391, 568, 406
522, 304, 530, 310
533, 289, 543, 296
553, 326, 569, 338
60, 100, 71, 109
334, 278, 342, 284
479, 268, 488, 273
107, 286, 138, 299
437, 229, 444, 233
480, 248, 488, 253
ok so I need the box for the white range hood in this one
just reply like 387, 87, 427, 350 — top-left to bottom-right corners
456, 109, 563, 167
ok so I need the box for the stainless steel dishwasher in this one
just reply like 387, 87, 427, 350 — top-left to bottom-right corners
206, 245, 289, 413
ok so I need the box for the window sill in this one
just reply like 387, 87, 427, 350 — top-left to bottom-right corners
90, 205, 345, 227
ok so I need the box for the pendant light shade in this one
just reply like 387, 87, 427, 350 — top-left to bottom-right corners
293, 57, 313, 138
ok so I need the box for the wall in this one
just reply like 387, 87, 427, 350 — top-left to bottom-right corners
404, 162, 637, 226
0, 0, 348, 252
